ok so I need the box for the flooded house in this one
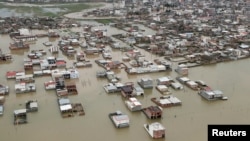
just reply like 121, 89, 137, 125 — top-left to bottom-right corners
0, 84, 9, 95
126, 49, 142, 59
56, 88, 68, 97
195, 80, 209, 89
42, 57, 52, 68
51, 69, 79, 80
95, 60, 122, 70
96, 70, 107, 78
27, 50, 44, 59
125, 97, 142, 112
14, 109, 28, 125
15, 74, 35, 83
122, 56, 130, 62
49, 45, 59, 54
55, 76, 65, 89
156, 76, 174, 86
120, 84, 134, 98
176, 76, 190, 84
41, 69, 52, 76
133, 86, 144, 96
175, 64, 189, 75
106, 71, 120, 83
102, 51, 112, 60
0, 96, 4, 105
71, 102, 85, 116
65, 82, 78, 95
40, 57, 57, 70
155, 85, 171, 95
56, 58, 67, 68
103, 83, 121, 93
25, 100, 38, 112
73, 61, 92, 68
84, 47, 102, 55
185, 80, 199, 90
69, 38, 80, 46
43, 41, 52, 47
79, 41, 88, 48
198, 87, 227, 101
110, 41, 122, 49
93, 28, 106, 38
9, 40, 29, 50
24, 60, 33, 70
11, 28, 37, 43
109, 110, 130, 128
58, 97, 85, 118
106, 61, 122, 70
126, 65, 167, 74
151, 95, 182, 108
142, 106, 163, 119
144, 122, 165, 139
0, 49, 12, 62
58, 40, 70, 47
76, 52, 85, 62
0, 53, 12, 62
30, 49, 46, 55
26, 58, 41, 66
58, 97, 73, 118
137, 78, 154, 89
95, 59, 109, 68
15, 82, 36, 94
44, 80, 56, 90
53, 76, 78, 97
60, 46, 76, 57
6, 71, 25, 79
169, 81, 184, 90
176, 76, 199, 90
48, 29, 60, 38
0, 96, 4, 115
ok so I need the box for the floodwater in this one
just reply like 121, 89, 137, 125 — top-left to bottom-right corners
0, 21, 250, 141
42, 8, 68, 14
0, 8, 34, 17
0, 7, 66, 17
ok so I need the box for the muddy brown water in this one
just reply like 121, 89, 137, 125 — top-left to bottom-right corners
0, 23, 250, 141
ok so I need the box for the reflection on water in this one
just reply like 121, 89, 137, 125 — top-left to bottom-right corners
10, 49, 30, 56
0, 8, 33, 17
0, 7, 67, 17
0, 22, 250, 141
42, 7, 68, 14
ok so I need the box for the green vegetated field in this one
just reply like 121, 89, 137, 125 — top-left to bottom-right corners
0, 2, 103, 17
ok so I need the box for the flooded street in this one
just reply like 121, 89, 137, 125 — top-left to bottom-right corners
0, 21, 250, 141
